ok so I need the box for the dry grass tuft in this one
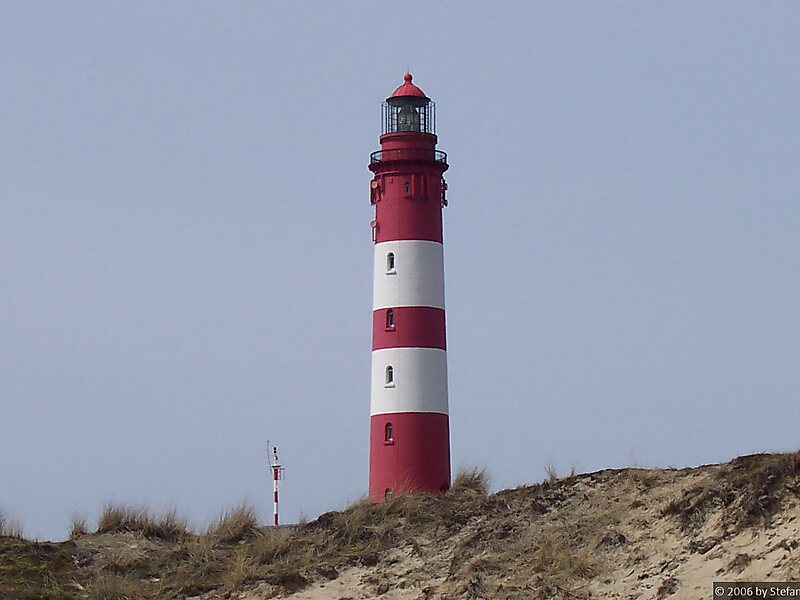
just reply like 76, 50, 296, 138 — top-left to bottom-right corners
69, 513, 89, 540
221, 547, 258, 589
207, 503, 259, 543
101, 547, 148, 575
625, 468, 660, 489
151, 508, 190, 541
174, 533, 223, 591
252, 527, 296, 564
482, 504, 605, 592
96, 504, 189, 541
186, 533, 216, 567
0, 511, 23, 538
544, 462, 559, 483
528, 526, 598, 582
450, 466, 489, 496
89, 573, 136, 600
96, 504, 134, 533
325, 497, 376, 551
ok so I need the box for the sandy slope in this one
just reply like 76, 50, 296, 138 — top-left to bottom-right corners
2, 453, 799, 599
231, 455, 800, 600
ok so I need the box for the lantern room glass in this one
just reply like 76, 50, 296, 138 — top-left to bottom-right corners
382, 98, 436, 134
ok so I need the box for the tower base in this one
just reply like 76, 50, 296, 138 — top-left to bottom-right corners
368, 412, 451, 502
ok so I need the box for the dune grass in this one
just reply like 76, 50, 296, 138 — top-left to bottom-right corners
0, 511, 23, 538
69, 513, 89, 540
206, 503, 259, 543
96, 504, 189, 542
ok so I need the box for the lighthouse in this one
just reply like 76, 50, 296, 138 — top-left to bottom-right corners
368, 73, 451, 501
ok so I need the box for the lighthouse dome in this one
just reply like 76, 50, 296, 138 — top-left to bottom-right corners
389, 73, 428, 100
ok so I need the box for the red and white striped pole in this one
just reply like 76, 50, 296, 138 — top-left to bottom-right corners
367, 74, 451, 501
272, 465, 279, 526
270, 445, 282, 526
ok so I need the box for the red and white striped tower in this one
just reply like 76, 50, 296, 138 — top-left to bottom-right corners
367, 73, 450, 502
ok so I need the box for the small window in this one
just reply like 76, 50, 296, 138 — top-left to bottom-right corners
386, 309, 395, 329
385, 365, 394, 386
384, 422, 393, 442
405, 181, 411, 194
385, 488, 393, 499
386, 252, 395, 273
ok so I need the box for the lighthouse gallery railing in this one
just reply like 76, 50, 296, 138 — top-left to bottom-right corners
370, 149, 448, 165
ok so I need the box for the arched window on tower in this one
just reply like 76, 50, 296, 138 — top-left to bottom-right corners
386, 309, 395, 329
384, 422, 393, 442
385, 365, 394, 387
386, 252, 395, 273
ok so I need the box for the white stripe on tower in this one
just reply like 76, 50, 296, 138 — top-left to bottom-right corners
372, 240, 445, 309
371, 347, 448, 415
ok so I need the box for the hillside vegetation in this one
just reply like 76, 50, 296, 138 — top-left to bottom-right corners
1, 452, 799, 599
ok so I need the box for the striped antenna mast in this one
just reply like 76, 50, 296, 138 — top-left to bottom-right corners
267, 441, 285, 526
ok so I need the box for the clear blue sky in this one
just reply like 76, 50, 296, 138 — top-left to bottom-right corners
2, 2, 798, 540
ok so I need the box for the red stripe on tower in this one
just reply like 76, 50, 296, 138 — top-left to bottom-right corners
372, 306, 446, 350
367, 74, 451, 502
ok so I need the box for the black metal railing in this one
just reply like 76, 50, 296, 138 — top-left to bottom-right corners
370, 149, 447, 164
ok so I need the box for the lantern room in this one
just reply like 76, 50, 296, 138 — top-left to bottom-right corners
381, 73, 436, 134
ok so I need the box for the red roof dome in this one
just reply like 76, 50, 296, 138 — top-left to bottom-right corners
389, 73, 428, 99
